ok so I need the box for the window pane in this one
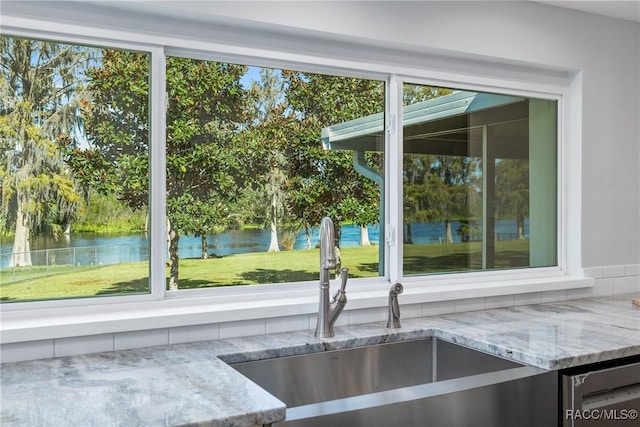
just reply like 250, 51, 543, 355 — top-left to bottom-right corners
165, 58, 385, 290
401, 84, 557, 275
0, 36, 151, 302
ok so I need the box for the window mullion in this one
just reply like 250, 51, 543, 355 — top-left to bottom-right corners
387, 74, 403, 283
150, 48, 167, 299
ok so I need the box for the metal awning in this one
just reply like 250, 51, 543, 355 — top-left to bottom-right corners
322, 90, 529, 158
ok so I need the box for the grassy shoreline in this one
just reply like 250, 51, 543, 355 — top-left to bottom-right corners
1, 240, 529, 302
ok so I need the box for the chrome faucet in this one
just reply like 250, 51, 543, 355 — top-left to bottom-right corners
315, 217, 349, 338
387, 283, 404, 329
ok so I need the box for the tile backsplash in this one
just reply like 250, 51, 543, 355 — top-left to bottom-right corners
1, 263, 638, 363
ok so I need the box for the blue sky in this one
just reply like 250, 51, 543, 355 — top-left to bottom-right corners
240, 66, 261, 88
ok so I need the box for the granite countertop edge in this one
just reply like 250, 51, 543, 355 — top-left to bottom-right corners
1, 295, 639, 427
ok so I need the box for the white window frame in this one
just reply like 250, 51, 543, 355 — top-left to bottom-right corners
0, 28, 165, 308
390, 75, 566, 285
0, 16, 592, 344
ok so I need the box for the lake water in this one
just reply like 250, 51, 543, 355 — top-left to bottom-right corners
0, 220, 527, 269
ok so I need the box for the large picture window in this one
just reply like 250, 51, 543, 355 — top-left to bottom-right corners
0, 36, 151, 302
163, 57, 385, 291
0, 34, 559, 305
0, 40, 386, 301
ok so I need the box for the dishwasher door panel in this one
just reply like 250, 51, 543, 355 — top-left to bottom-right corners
562, 361, 640, 427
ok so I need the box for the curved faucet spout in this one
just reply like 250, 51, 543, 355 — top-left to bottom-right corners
320, 217, 336, 276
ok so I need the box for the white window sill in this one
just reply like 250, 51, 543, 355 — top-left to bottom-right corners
0, 274, 593, 344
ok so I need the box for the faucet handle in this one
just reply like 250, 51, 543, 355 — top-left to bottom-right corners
339, 268, 349, 292
387, 282, 403, 329
390, 282, 403, 296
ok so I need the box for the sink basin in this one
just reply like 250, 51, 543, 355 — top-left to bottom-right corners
230, 337, 557, 427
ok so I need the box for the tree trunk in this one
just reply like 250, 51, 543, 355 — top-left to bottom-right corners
201, 234, 209, 259
445, 219, 453, 243
359, 225, 371, 246
267, 223, 279, 252
305, 224, 311, 249
404, 223, 413, 244
517, 214, 525, 240
9, 200, 32, 267
167, 219, 180, 291
267, 194, 280, 252
335, 223, 342, 249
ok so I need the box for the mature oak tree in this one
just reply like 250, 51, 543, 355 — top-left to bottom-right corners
1, 37, 90, 267
67, 51, 249, 290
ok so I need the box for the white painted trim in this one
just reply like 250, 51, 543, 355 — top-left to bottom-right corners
565, 72, 583, 276
0, 275, 593, 344
150, 47, 167, 299
0, 25, 162, 311
387, 74, 402, 283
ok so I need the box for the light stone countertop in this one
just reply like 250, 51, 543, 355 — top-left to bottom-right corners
1, 295, 639, 426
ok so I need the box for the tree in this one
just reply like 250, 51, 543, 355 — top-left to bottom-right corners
67, 51, 249, 289
283, 71, 384, 244
246, 68, 289, 252
164, 57, 248, 275
403, 85, 452, 105
168, 193, 228, 259
401, 85, 485, 244
403, 154, 479, 243
73, 192, 146, 233
495, 159, 529, 239
0, 36, 89, 266
432, 156, 478, 243
402, 85, 473, 244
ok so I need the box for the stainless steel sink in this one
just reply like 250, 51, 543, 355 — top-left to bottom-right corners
230, 338, 557, 427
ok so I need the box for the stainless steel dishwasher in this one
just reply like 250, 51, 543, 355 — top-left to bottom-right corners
562, 356, 640, 426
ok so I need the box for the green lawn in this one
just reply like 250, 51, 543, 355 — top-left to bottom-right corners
404, 239, 530, 274
1, 240, 530, 302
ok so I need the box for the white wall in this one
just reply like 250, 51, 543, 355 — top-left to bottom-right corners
1, 1, 638, 362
